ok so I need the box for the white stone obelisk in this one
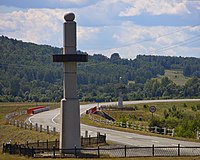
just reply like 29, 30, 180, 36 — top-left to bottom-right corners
118, 77, 123, 108
60, 13, 80, 152
53, 13, 87, 153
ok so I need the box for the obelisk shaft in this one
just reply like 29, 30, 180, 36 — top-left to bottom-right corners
60, 16, 81, 152
118, 77, 123, 108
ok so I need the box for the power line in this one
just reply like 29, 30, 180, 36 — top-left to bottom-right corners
124, 24, 200, 47
1, 36, 199, 70
92, 23, 200, 52
153, 39, 200, 55
1, 35, 199, 69
146, 35, 200, 54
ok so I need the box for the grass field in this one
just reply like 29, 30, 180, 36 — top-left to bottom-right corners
0, 102, 59, 159
0, 102, 60, 143
81, 101, 200, 142
0, 102, 59, 123
104, 101, 200, 126
1, 102, 200, 160
157, 69, 190, 86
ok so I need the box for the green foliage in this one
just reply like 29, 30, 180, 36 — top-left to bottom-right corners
163, 109, 169, 119
128, 114, 137, 120
164, 117, 180, 128
119, 115, 127, 123
150, 104, 200, 138
134, 106, 138, 110
183, 103, 187, 107
168, 105, 184, 119
0, 36, 62, 102
0, 36, 200, 102
191, 104, 200, 111
105, 101, 200, 139
162, 70, 190, 86
175, 115, 200, 138
149, 117, 163, 128
143, 104, 148, 109
184, 77, 200, 97
144, 77, 180, 99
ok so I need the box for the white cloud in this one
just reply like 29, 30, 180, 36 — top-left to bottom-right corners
0, 9, 65, 46
0, 1, 199, 59
0, 18, 17, 31
97, 40, 199, 59
112, 22, 193, 47
92, 22, 200, 59
78, 26, 100, 41
112, 22, 153, 44
188, 25, 200, 32
178, 46, 200, 58
119, 0, 190, 16
59, 0, 86, 3
0, 8, 104, 47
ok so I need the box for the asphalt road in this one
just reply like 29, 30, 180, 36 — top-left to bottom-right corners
29, 99, 200, 147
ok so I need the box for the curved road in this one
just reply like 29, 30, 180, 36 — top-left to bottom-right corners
29, 99, 200, 147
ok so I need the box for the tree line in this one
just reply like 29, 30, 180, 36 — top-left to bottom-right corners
0, 36, 200, 102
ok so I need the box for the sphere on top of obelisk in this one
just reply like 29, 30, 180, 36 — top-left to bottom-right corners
64, 13, 75, 21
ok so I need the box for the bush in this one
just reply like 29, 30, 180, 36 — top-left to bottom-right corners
143, 104, 148, 109
183, 103, 187, 107
175, 120, 196, 138
149, 117, 163, 128
119, 116, 127, 124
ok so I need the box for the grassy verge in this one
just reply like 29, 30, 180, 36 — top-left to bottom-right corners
0, 125, 58, 145
0, 102, 59, 160
0, 102, 59, 123
103, 101, 200, 126
81, 101, 200, 143
81, 114, 199, 142
1, 102, 200, 160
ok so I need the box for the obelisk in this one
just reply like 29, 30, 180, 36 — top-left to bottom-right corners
118, 77, 123, 108
53, 13, 88, 153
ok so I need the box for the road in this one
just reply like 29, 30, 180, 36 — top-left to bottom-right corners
29, 99, 200, 147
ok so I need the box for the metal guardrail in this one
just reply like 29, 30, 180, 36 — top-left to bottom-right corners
5, 110, 58, 135
5, 110, 26, 120
99, 105, 136, 111
7, 119, 58, 135
89, 114, 175, 136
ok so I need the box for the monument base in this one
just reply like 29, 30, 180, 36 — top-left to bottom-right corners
60, 98, 81, 153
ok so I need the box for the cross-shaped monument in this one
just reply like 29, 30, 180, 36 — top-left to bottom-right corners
118, 77, 123, 108
53, 13, 88, 153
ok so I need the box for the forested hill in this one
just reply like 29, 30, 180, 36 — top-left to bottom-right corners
0, 36, 200, 102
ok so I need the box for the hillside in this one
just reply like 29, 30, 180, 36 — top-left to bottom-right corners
0, 36, 200, 102
156, 70, 190, 86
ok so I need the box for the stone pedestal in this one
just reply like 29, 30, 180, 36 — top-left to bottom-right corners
60, 99, 80, 149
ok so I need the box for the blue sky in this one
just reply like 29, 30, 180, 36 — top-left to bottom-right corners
0, 0, 200, 59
